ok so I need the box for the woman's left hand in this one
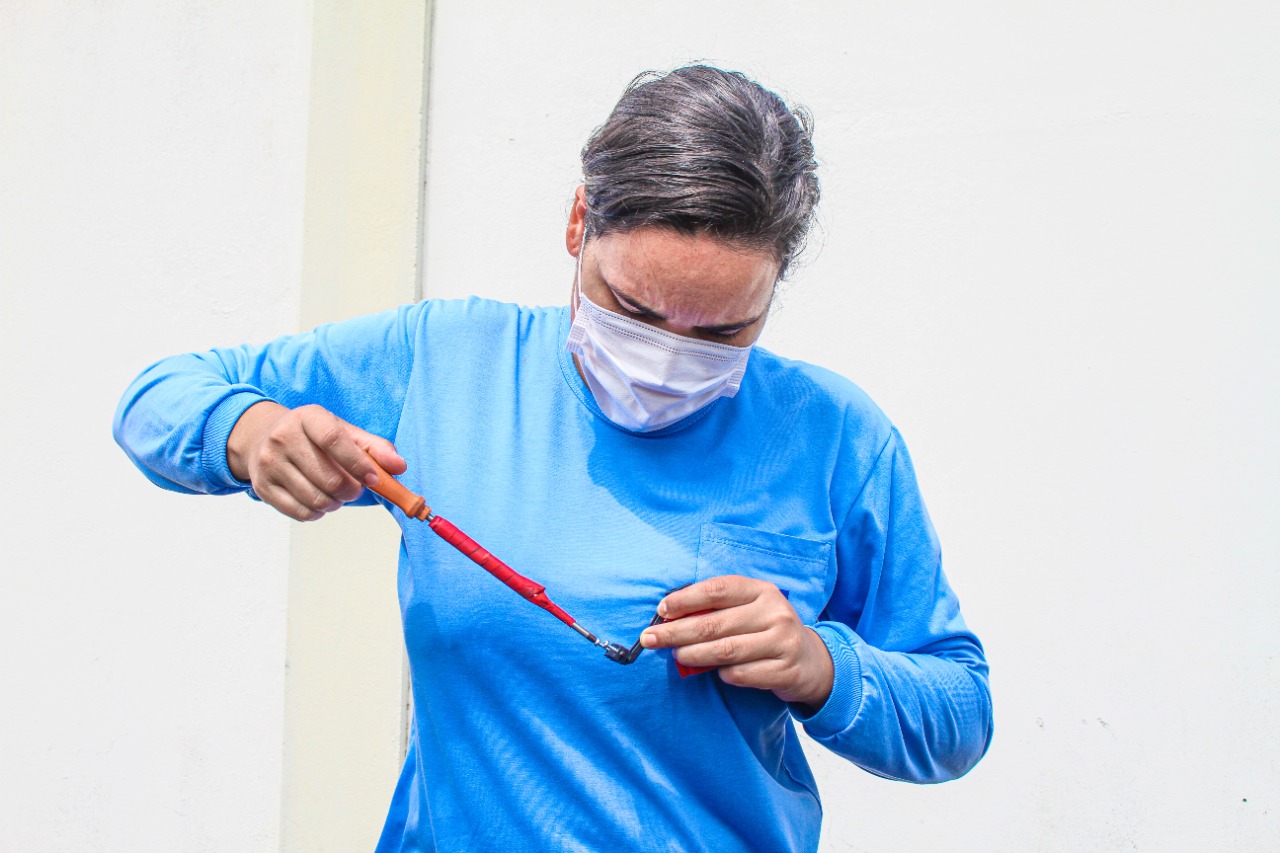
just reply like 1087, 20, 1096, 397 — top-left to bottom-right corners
639, 576, 834, 712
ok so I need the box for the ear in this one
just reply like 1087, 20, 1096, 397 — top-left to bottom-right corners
565, 185, 587, 258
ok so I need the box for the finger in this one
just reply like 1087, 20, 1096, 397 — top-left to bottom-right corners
270, 461, 348, 515
658, 575, 764, 619
672, 629, 773, 669
349, 426, 407, 476
255, 477, 331, 522
249, 430, 347, 508
297, 407, 385, 487
717, 658, 790, 690
281, 434, 366, 505
641, 602, 774, 649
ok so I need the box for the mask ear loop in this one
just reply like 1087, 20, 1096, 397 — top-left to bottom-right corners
574, 224, 588, 311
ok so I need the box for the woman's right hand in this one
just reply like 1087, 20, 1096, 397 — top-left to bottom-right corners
226, 401, 407, 521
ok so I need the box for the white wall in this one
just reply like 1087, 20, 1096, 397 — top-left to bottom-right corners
423, 2, 1279, 851
1, 2, 310, 850
4, 3, 1276, 851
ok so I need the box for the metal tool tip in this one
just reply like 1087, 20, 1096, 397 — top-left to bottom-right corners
602, 642, 633, 664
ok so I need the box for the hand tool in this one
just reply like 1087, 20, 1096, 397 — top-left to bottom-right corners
613, 596, 714, 675
362, 453, 636, 664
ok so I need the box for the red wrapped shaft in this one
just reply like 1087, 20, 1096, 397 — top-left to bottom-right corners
428, 514, 577, 627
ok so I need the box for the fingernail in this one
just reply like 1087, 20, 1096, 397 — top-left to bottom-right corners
657, 601, 668, 618
364, 472, 379, 486
640, 631, 657, 648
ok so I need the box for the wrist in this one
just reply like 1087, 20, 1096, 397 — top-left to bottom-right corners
226, 401, 288, 482
777, 627, 835, 711
793, 627, 834, 706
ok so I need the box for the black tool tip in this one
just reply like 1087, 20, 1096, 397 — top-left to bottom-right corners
603, 643, 635, 664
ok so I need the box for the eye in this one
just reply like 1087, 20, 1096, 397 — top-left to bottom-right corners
611, 292, 653, 319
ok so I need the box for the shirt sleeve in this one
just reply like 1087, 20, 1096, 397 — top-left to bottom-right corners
112, 302, 423, 497
792, 427, 994, 783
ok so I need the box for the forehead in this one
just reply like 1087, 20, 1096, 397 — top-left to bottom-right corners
590, 228, 778, 325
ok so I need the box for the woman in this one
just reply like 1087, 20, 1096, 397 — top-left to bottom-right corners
115, 65, 992, 853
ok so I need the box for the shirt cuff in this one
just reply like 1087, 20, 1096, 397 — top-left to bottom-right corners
200, 390, 270, 491
790, 622, 865, 739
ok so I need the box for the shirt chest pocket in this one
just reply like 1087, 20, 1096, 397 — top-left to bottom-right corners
694, 522, 833, 625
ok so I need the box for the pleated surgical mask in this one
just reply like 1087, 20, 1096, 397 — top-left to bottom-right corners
566, 234, 753, 432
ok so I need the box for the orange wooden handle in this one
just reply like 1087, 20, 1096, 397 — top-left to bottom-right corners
364, 453, 430, 520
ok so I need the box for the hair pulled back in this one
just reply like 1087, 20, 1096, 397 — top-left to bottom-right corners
581, 65, 820, 279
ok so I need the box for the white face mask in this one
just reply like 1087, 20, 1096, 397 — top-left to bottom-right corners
566, 234, 754, 432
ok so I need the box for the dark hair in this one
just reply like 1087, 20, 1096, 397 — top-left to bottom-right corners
581, 65, 820, 279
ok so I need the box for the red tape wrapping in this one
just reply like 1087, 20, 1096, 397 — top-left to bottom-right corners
428, 515, 575, 626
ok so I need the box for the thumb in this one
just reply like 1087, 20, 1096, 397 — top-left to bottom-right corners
347, 424, 408, 476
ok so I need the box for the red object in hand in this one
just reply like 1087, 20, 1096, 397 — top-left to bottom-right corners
666, 609, 714, 677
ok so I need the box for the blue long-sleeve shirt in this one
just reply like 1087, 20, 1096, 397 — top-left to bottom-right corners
114, 297, 992, 852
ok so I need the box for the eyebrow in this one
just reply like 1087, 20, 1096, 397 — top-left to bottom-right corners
603, 277, 766, 333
